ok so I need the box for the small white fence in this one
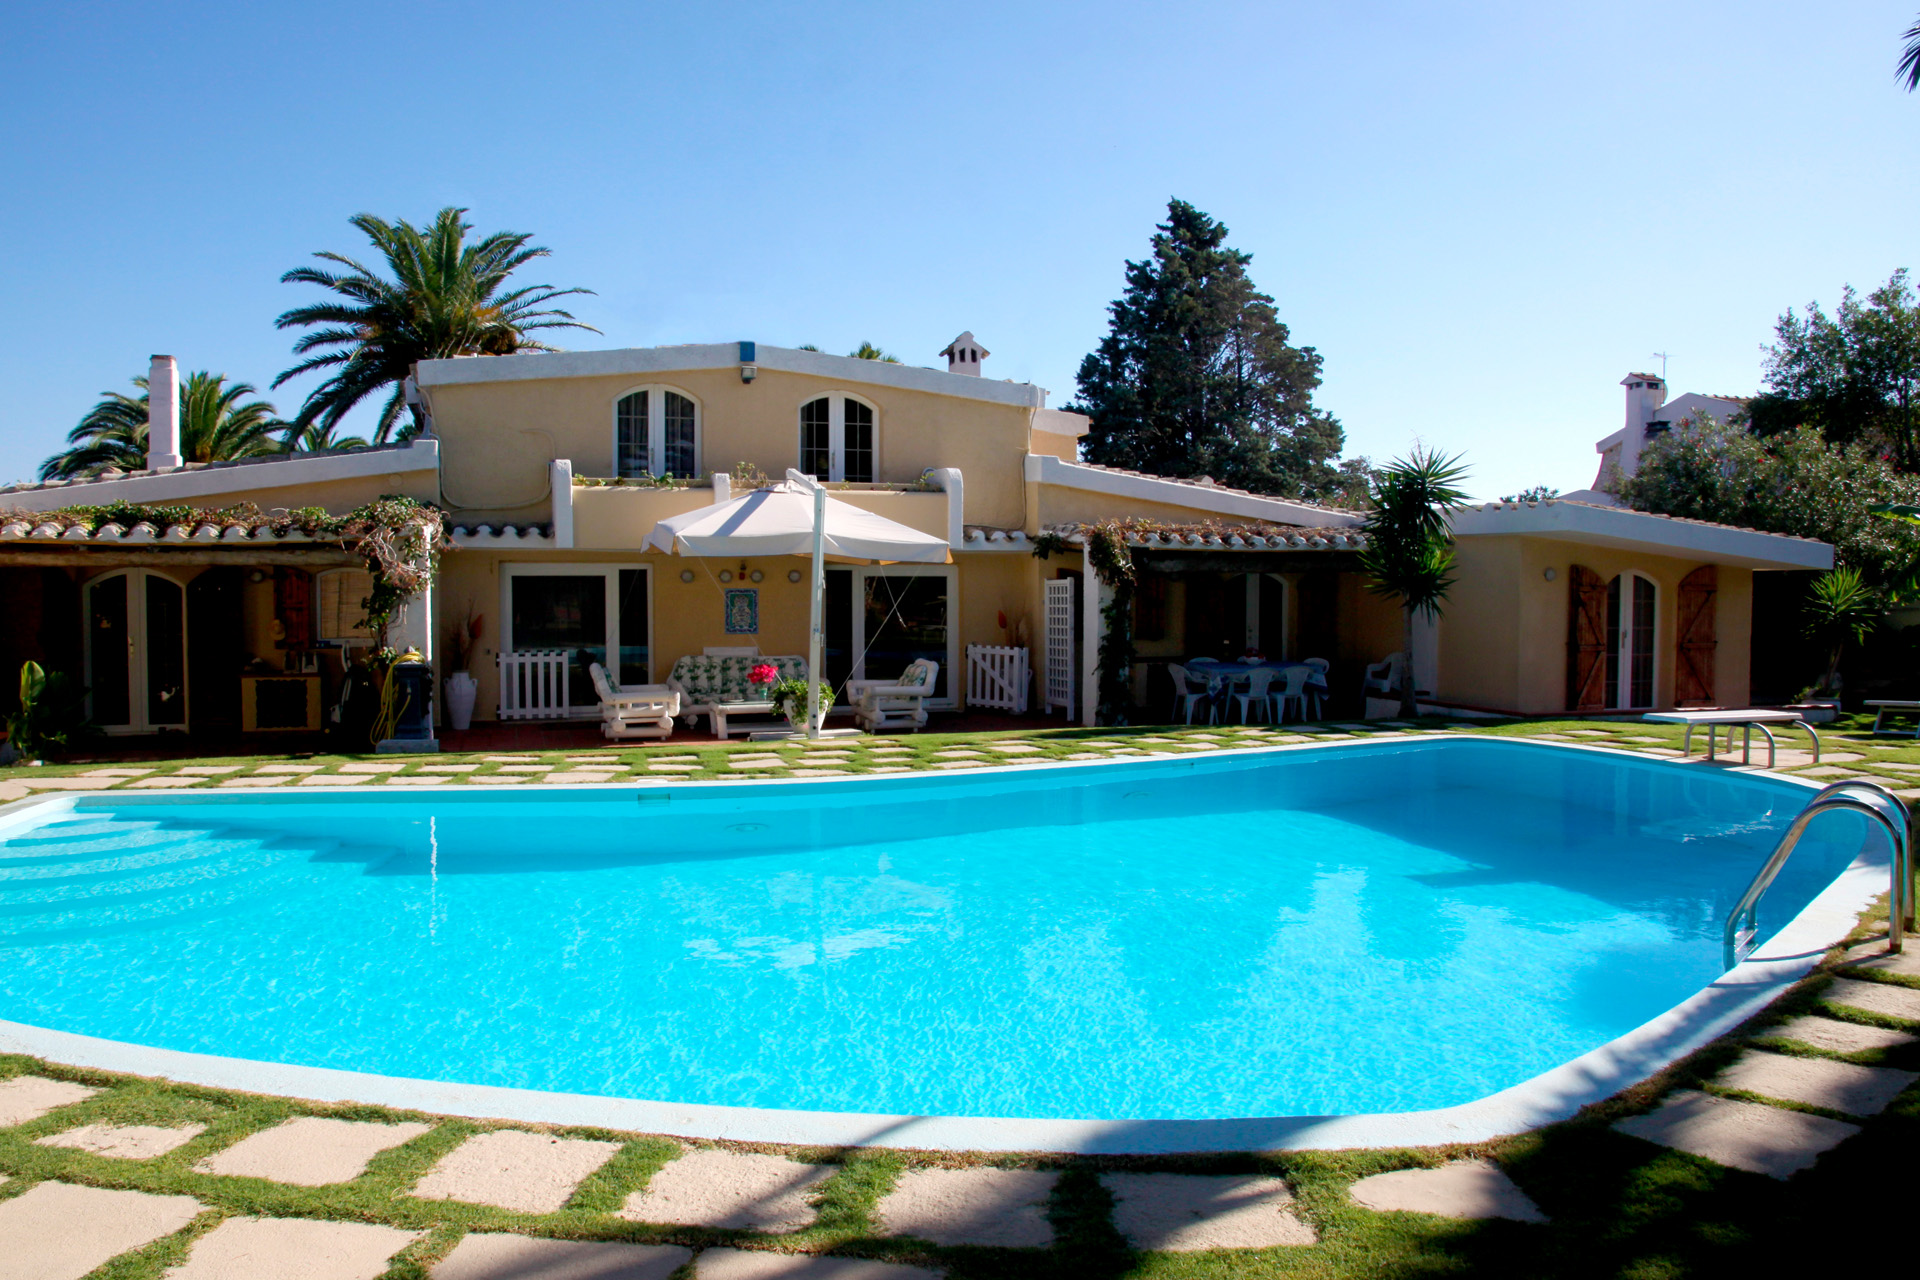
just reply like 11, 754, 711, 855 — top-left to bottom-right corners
498, 650, 572, 720
966, 644, 1030, 714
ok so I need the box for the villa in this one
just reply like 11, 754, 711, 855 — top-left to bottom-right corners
0, 342, 1832, 737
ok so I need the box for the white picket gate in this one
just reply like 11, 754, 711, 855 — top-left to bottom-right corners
498, 650, 572, 720
1044, 579, 1076, 719
966, 644, 1030, 713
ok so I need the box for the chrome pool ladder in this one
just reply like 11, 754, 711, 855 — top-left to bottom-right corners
1723, 780, 1914, 971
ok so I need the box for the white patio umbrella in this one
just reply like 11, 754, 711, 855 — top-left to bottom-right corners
644, 470, 949, 737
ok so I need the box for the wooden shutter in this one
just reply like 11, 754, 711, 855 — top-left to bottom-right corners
273, 568, 313, 649
1675, 565, 1718, 706
1566, 565, 1607, 711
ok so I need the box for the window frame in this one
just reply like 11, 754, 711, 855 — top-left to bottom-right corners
611, 384, 704, 480
314, 568, 376, 646
796, 391, 881, 483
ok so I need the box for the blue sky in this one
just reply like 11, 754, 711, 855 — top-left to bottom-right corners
3, 1, 1917, 500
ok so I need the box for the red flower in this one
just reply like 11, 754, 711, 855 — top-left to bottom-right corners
748, 662, 779, 685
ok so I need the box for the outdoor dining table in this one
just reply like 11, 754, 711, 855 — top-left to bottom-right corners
1184, 658, 1329, 719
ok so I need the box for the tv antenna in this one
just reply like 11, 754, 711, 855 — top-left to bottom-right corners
1651, 351, 1670, 380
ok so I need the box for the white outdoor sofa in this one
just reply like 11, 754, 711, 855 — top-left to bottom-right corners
587, 664, 680, 741
848, 659, 939, 733
665, 651, 809, 738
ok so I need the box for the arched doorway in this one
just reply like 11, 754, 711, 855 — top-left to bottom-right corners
83, 569, 188, 733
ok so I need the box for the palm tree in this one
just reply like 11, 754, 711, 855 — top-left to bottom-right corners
289, 421, 372, 452
1900, 14, 1920, 89
41, 372, 285, 480
273, 208, 598, 445
1357, 448, 1472, 717
848, 342, 901, 362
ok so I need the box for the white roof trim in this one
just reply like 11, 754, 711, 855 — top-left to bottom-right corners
1450, 500, 1834, 570
416, 344, 1048, 409
0, 439, 440, 512
1024, 453, 1365, 528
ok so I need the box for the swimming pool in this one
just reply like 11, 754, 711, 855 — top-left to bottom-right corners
0, 738, 1882, 1150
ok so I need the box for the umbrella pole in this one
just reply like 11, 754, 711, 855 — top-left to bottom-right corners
806, 483, 826, 740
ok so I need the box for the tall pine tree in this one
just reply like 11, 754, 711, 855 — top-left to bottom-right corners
1073, 200, 1347, 499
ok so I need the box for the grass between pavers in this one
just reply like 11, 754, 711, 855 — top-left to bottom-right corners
7, 908, 1920, 1278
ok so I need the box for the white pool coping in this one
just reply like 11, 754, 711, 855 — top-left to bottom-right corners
0, 735, 1888, 1154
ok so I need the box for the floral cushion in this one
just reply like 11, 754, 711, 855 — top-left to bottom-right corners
897, 661, 931, 687
667, 654, 807, 704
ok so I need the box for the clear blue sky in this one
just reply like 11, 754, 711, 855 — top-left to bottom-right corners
4, 1, 1918, 500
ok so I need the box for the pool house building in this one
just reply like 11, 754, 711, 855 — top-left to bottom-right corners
0, 343, 1832, 739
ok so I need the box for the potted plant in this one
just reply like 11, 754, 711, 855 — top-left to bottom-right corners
768, 675, 834, 731
443, 605, 483, 732
747, 661, 779, 698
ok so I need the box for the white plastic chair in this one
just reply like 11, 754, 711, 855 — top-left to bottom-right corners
1167, 663, 1211, 724
1233, 669, 1278, 723
1302, 658, 1330, 718
588, 663, 680, 740
1271, 666, 1313, 723
1363, 653, 1405, 698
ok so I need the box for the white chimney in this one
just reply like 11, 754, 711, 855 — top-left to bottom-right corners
148, 354, 183, 471
940, 331, 989, 376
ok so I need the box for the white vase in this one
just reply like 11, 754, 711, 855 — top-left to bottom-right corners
445, 671, 478, 731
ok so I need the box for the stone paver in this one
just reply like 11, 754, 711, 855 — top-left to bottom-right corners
412, 1129, 623, 1214
566, 756, 621, 763
81, 767, 154, 776
0, 1075, 99, 1125
219, 776, 292, 788
22, 778, 122, 790
128, 776, 206, 788
791, 769, 848, 778
695, 1249, 942, 1279
165, 1216, 421, 1280
340, 761, 407, 774
1106, 1172, 1318, 1251
177, 765, 242, 774
38, 1121, 206, 1159
649, 764, 702, 772
876, 1167, 1056, 1248
621, 1149, 833, 1232
435, 1233, 691, 1280
387, 776, 449, 786
473, 775, 530, 784
1347, 1159, 1546, 1222
1844, 939, 1920, 978
1714, 1050, 1918, 1116
546, 771, 627, 783
299, 775, 363, 787
419, 764, 481, 772
498, 765, 554, 773
255, 764, 322, 774
482, 755, 539, 762
1612, 1090, 1860, 1178
1825, 977, 1920, 1021
196, 1117, 432, 1186
1767, 1014, 1917, 1054
0, 1181, 203, 1280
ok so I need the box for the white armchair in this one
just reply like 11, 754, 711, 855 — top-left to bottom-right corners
588, 663, 680, 740
1363, 652, 1405, 698
848, 659, 939, 733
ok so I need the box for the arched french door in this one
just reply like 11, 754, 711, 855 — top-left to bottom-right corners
83, 569, 188, 733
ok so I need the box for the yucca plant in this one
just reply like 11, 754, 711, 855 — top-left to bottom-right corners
274, 207, 599, 445
1802, 566, 1882, 697
40, 372, 285, 480
1358, 448, 1472, 717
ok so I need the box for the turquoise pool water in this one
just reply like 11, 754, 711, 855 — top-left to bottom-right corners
0, 740, 1867, 1120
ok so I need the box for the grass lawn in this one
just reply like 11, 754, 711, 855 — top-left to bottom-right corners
1, 712, 1916, 1276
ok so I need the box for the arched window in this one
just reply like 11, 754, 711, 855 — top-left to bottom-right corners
798, 395, 877, 483
1605, 572, 1657, 708
614, 386, 701, 479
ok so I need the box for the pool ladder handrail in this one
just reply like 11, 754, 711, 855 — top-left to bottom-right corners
1724, 780, 1914, 971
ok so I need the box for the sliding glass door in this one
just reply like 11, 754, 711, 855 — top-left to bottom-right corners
853, 567, 957, 704
501, 565, 650, 709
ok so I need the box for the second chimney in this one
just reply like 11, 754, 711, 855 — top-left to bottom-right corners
148, 354, 182, 471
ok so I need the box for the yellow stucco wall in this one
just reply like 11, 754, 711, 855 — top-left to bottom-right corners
1436, 535, 1755, 714
423, 367, 1033, 529
1034, 484, 1289, 530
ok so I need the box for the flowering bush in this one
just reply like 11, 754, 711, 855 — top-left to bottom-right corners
748, 662, 779, 686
